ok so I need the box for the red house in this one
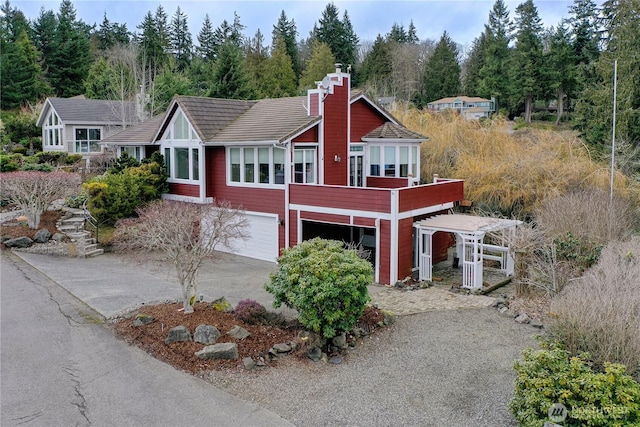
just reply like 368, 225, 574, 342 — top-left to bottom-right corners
102, 65, 464, 285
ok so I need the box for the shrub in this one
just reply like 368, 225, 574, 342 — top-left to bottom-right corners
0, 154, 19, 172
234, 299, 267, 323
265, 238, 372, 338
21, 163, 53, 172
547, 237, 640, 377
511, 342, 640, 427
65, 191, 88, 209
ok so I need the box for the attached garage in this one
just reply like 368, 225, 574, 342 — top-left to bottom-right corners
219, 212, 279, 262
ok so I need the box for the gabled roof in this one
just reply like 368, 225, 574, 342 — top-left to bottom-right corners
362, 122, 427, 141
350, 91, 398, 124
428, 96, 491, 105
209, 97, 320, 144
99, 114, 165, 146
37, 97, 136, 126
160, 97, 257, 142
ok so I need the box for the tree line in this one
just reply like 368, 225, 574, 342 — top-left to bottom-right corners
1, 0, 639, 149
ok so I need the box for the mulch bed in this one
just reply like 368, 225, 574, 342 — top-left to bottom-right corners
112, 303, 386, 374
0, 210, 63, 241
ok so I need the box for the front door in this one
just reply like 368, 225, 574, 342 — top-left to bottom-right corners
349, 154, 364, 187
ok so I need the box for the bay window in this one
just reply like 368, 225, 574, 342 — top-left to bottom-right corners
368, 144, 420, 179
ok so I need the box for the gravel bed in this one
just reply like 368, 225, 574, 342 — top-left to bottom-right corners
205, 307, 540, 427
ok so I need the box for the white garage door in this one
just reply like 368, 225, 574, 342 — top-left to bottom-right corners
219, 212, 279, 262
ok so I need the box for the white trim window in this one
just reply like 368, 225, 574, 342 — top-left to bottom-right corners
119, 146, 143, 161
161, 110, 201, 183
228, 146, 286, 186
294, 148, 316, 184
43, 111, 63, 148
74, 127, 102, 153
367, 143, 420, 179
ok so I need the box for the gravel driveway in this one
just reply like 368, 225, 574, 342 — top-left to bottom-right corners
206, 307, 539, 427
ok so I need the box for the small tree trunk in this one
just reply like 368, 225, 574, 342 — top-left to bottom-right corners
181, 279, 197, 314
556, 87, 564, 125
26, 210, 41, 229
524, 95, 533, 124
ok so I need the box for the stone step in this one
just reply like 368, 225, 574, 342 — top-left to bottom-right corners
60, 218, 85, 225
84, 248, 104, 258
84, 243, 99, 252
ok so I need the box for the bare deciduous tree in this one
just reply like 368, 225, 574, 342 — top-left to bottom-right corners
0, 171, 81, 228
114, 200, 248, 313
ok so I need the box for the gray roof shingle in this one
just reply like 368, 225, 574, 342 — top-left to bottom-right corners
99, 114, 165, 145
45, 98, 137, 124
362, 122, 427, 141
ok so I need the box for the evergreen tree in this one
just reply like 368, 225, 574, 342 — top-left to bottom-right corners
416, 31, 461, 107
360, 34, 392, 95
211, 13, 246, 59
1, 1, 31, 42
93, 13, 129, 52
315, 3, 358, 74
575, 0, 640, 147
569, 0, 600, 65
245, 29, 269, 86
407, 20, 419, 44
1, 29, 51, 109
136, 10, 168, 79
83, 56, 115, 99
257, 36, 297, 98
299, 41, 336, 91
478, 0, 513, 111
153, 64, 195, 111
545, 20, 577, 124
272, 10, 300, 80
463, 32, 488, 96
48, 0, 92, 97
169, 6, 193, 71
339, 11, 359, 80
208, 42, 255, 99
509, 0, 544, 122
387, 23, 408, 44
197, 14, 216, 61
32, 8, 57, 76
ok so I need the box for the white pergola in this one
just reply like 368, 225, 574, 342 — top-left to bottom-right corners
414, 214, 522, 290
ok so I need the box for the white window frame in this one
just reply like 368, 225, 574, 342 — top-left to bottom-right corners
226, 146, 287, 188
161, 108, 202, 183
73, 127, 102, 153
293, 146, 317, 184
43, 111, 63, 148
366, 143, 420, 181
119, 146, 143, 161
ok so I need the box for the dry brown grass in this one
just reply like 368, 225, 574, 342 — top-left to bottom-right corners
392, 103, 639, 218
547, 237, 640, 378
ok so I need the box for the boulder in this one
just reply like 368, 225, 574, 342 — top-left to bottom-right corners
195, 342, 239, 360
52, 233, 66, 242
3, 237, 33, 248
331, 333, 347, 350
307, 347, 323, 362
194, 324, 221, 344
33, 228, 51, 243
210, 297, 233, 313
271, 343, 292, 353
329, 356, 343, 364
243, 357, 257, 370
227, 325, 250, 340
514, 313, 530, 324
133, 314, 154, 326
530, 319, 544, 329
165, 325, 192, 344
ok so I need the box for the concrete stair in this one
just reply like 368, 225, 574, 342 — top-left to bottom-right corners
57, 209, 104, 258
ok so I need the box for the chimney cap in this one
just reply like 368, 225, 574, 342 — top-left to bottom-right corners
335, 63, 342, 72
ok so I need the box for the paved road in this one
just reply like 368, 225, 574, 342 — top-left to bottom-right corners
0, 251, 294, 427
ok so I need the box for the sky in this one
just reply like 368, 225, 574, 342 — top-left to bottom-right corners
12, 0, 582, 50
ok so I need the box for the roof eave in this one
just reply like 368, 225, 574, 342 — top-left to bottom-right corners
361, 137, 428, 143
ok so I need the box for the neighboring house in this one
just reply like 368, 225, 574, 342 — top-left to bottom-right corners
36, 96, 145, 162
427, 96, 495, 120
101, 64, 469, 286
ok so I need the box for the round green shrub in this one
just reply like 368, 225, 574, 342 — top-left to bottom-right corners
510, 341, 640, 427
265, 238, 373, 338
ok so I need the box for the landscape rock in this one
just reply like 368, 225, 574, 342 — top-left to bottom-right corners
271, 343, 292, 353
165, 325, 192, 344
498, 306, 510, 315
33, 228, 51, 243
227, 325, 250, 340
3, 237, 33, 248
307, 347, 323, 362
194, 324, 221, 344
195, 342, 238, 360
331, 333, 347, 349
243, 357, 257, 370
298, 330, 326, 349
514, 313, 530, 324
529, 319, 544, 329
133, 314, 154, 326
329, 356, 343, 364
52, 233, 65, 242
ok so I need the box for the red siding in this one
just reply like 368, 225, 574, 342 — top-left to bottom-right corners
322, 76, 349, 186
397, 218, 414, 281
292, 125, 318, 143
378, 219, 391, 285
168, 183, 200, 197
300, 211, 350, 224
433, 231, 454, 264
367, 176, 410, 189
206, 146, 286, 253
288, 210, 298, 247
290, 184, 391, 214
353, 217, 376, 227
398, 181, 464, 212
350, 99, 387, 142
309, 93, 320, 116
